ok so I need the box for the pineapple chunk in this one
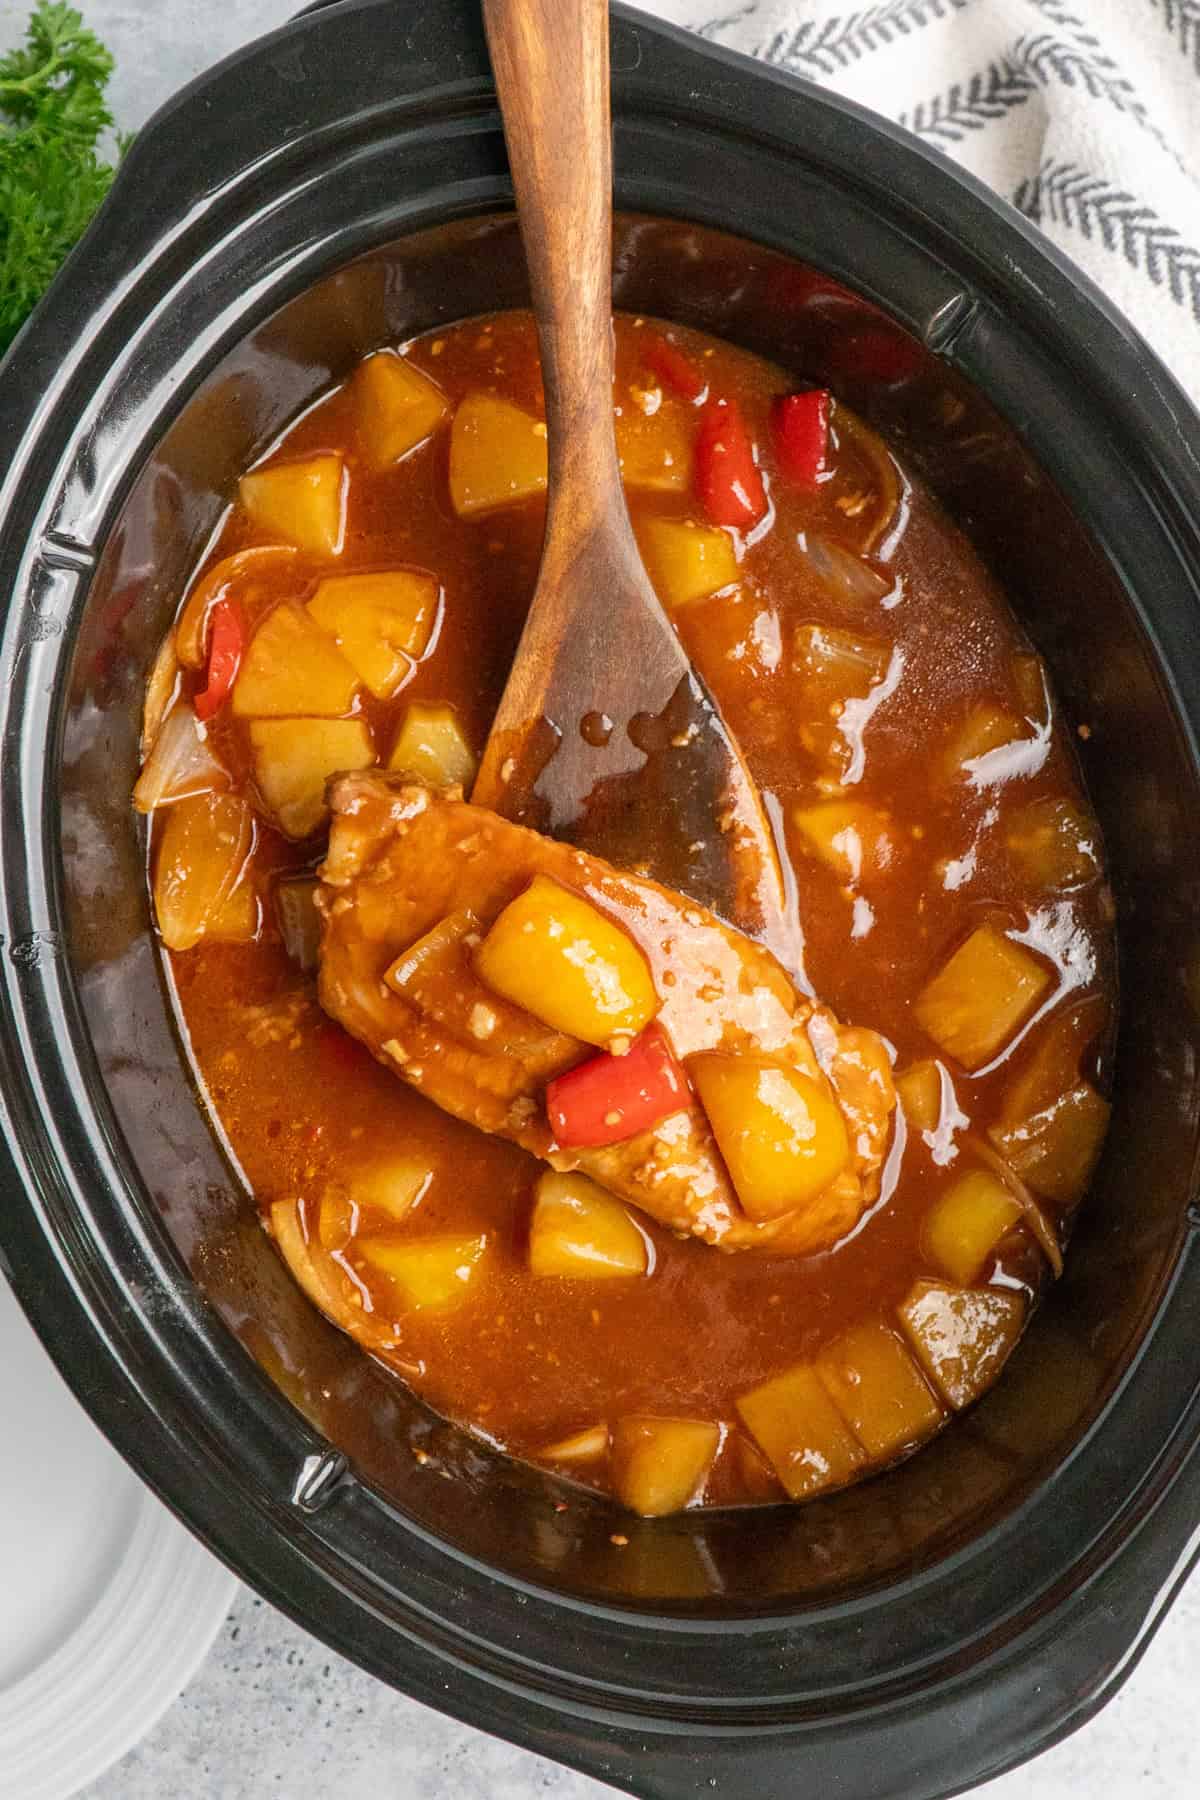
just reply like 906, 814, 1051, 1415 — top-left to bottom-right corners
307, 570, 438, 700
354, 351, 448, 468
996, 1001, 1100, 1127
990, 1083, 1109, 1204
942, 702, 1024, 779
529, 1171, 648, 1280
232, 605, 360, 719
449, 393, 548, 516
615, 399, 693, 492
610, 1416, 719, 1517
816, 1322, 943, 1460
350, 1156, 433, 1223
923, 1169, 1022, 1285
475, 875, 658, 1046
249, 718, 375, 838
153, 791, 252, 952
1005, 796, 1099, 890
913, 924, 1051, 1070
639, 517, 738, 608
387, 703, 477, 788
794, 622, 890, 698
239, 453, 346, 555
792, 799, 895, 884
736, 1361, 866, 1500
357, 1232, 487, 1311
275, 874, 321, 971
895, 1059, 942, 1134
537, 1422, 610, 1464
688, 1055, 849, 1221
793, 623, 891, 768
898, 1278, 1026, 1410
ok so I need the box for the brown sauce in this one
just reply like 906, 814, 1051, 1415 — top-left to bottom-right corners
139, 309, 1116, 1514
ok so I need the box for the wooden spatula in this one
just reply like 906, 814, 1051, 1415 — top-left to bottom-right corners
473, 0, 801, 974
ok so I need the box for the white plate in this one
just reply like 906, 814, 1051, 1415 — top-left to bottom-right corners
0, 1274, 238, 1799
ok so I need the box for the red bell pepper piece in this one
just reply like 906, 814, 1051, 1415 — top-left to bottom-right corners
547, 1024, 690, 1149
694, 398, 767, 529
642, 331, 706, 401
771, 390, 831, 489
193, 597, 245, 722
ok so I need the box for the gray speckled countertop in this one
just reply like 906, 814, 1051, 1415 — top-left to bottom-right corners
7, 1, 1195, 1793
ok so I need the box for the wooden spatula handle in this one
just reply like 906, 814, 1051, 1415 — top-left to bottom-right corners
482, 0, 621, 523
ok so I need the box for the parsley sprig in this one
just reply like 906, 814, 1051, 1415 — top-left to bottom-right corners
0, 2, 121, 355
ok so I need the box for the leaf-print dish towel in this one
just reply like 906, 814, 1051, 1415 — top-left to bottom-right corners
650, 0, 1200, 405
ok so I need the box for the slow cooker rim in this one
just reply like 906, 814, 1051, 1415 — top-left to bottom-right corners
1, 3, 1199, 1794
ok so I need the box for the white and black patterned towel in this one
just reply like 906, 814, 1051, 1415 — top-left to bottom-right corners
650, 0, 1200, 407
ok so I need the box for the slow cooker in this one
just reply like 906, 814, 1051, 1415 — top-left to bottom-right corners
2, 2, 1199, 1794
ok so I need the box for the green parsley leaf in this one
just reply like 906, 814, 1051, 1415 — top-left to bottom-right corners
0, 2, 122, 356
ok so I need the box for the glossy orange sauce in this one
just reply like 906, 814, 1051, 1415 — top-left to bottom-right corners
153, 310, 1116, 1507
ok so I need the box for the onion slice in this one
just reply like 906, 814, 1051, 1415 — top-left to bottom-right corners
176, 544, 299, 668
133, 703, 228, 813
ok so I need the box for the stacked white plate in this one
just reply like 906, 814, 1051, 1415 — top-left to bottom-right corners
0, 1275, 237, 1798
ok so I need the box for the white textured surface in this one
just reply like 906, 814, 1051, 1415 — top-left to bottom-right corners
2, 0, 1193, 1793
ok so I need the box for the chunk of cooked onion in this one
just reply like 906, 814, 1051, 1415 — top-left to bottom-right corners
133, 704, 228, 813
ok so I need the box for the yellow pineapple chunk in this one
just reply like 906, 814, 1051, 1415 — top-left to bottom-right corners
792, 799, 896, 884
475, 875, 658, 1046
639, 517, 738, 608
996, 1001, 1102, 1126
357, 1232, 487, 1311
688, 1055, 849, 1221
307, 570, 438, 700
942, 702, 1024, 779
351, 1156, 433, 1223
386, 703, 477, 788
1005, 796, 1099, 890
991, 1084, 1110, 1204
239, 453, 345, 555
895, 1059, 942, 1134
898, 1278, 1026, 1410
153, 791, 252, 952
793, 623, 891, 768
537, 1422, 610, 1464
923, 1169, 1023, 1285
816, 1322, 943, 1460
913, 924, 1051, 1070
449, 393, 548, 516
529, 1171, 648, 1280
610, 1416, 719, 1517
354, 351, 448, 468
232, 604, 361, 719
249, 718, 375, 838
615, 399, 693, 492
736, 1361, 866, 1500
794, 622, 890, 697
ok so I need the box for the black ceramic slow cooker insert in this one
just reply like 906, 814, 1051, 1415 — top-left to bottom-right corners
2, 3, 1199, 1796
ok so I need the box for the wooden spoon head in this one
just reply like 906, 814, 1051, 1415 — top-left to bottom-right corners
473, 529, 805, 976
